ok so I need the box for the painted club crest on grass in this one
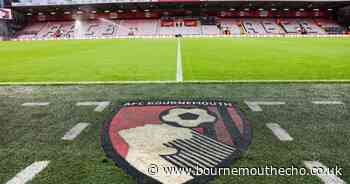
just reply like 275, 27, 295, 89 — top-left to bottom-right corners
102, 101, 252, 184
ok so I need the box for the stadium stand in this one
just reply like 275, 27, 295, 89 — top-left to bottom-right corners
16, 22, 46, 39
159, 18, 201, 36
262, 19, 285, 34
83, 21, 100, 37
99, 21, 117, 37
280, 19, 302, 34
242, 19, 267, 34
200, 17, 221, 35
299, 19, 325, 34
315, 19, 346, 34
35, 21, 74, 39
201, 25, 221, 35
1, 0, 349, 40
219, 19, 241, 35
117, 19, 158, 36
23, 20, 120, 39
13, 18, 348, 39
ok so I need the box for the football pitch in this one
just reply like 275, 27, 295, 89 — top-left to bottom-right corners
1, 37, 349, 184
1, 38, 350, 83
0, 84, 349, 184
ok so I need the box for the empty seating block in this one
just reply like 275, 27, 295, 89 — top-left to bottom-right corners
315, 19, 345, 34
299, 19, 325, 34
201, 25, 221, 35
16, 22, 46, 39
117, 19, 158, 36
262, 19, 285, 34
219, 19, 241, 35
280, 19, 302, 34
159, 19, 201, 36
84, 24, 99, 37
242, 19, 267, 34
15, 18, 344, 39
35, 22, 74, 39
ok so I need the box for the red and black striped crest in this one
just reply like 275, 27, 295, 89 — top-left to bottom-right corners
101, 100, 252, 184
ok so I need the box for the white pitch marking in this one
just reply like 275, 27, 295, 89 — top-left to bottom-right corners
266, 123, 293, 141
176, 38, 183, 82
245, 101, 286, 112
304, 161, 346, 184
2, 80, 350, 86
312, 101, 344, 105
6, 161, 50, 184
76, 101, 110, 112
21, 102, 49, 106
62, 122, 90, 141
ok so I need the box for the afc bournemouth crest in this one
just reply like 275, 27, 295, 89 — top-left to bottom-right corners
101, 100, 252, 184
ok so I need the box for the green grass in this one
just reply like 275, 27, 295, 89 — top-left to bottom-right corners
1, 38, 350, 82
0, 84, 349, 184
0, 39, 177, 82
1, 38, 350, 184
182, 38, 350, 80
